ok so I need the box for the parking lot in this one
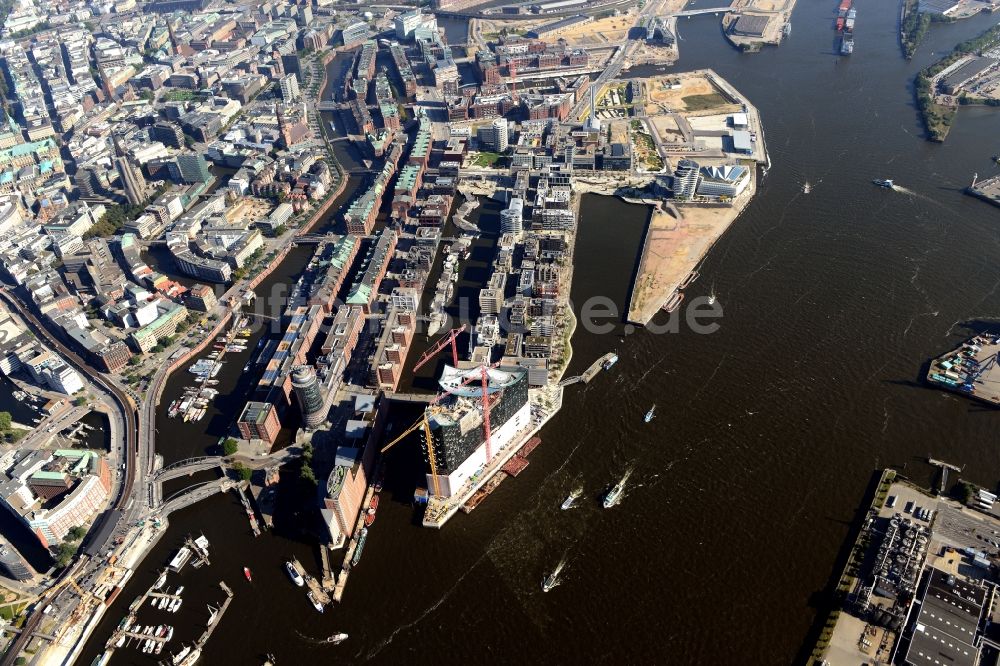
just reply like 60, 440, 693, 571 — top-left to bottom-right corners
881, 481, 1000, 556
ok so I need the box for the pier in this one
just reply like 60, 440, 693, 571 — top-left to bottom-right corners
966, 173, 1000, 209
194, 581, 233, 648
234, 483, 261, 537
926, 334, 1000, 405
558, 352, 618, 387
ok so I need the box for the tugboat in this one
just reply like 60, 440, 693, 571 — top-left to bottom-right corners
243, 567, 252, 582
560, 486, 583, 510
307, 591, 325, 613
644, 405, 656, 423
603, 471, 631, 509
285, 561, 304, 587
872, 178, 895, 189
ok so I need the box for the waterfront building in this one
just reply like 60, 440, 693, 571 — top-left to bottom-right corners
237, 401, 281, 443
902, 567, 986, 666
673, 159, 701, 199
173, 153, 213, 184
341, 21, 369, 48
186, 283, 218, 312
346, 228, 397, 313
423, 365, 531, 497
500, 197, 524, 235
291, 365, 326, 429
697, 164, 750, 199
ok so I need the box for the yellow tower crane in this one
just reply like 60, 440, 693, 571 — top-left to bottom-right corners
381, 410, 441, 498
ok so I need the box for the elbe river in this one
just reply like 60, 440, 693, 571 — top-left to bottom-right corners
79, 2, 1000, 663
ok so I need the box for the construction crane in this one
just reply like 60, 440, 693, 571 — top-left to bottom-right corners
382, 411, 442, 497
412, 325, 466, 373
965, 351, 1000, 389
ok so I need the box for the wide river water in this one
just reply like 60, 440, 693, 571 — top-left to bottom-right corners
80, 3, 1000, 664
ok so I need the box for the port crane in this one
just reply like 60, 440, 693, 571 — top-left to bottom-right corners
964, 350, 1000, 389
412, 325, 466, 372
381, 411, 442, 498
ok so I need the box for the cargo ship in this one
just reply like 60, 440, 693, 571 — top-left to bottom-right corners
835, 0, 851, 30
841, 32, 854, 55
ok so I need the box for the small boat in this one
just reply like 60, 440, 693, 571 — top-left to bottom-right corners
560, 487, 582, 510
155, 642, 164, 655
178, 647, 201, 666
603, 354, 618, 371
172, 645, 192, 665
153, 571, 167, 590
175, 586, 184, 596
206, 605, 218, 627
326, 632, 348, 644
603, 471, 631, 509
872, 178, 894, 189
644, 405, 656, 423
243, 567, 252, 582
708, 285, 716, 306
802, 181, 811, 194
308, 591, 325, 613
164, 626, 174, 641
285, 561, 305, 587
542, 559, 565, 592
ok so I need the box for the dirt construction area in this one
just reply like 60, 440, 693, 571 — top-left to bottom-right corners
647, 75, 729, 113
557, 11, 636, 47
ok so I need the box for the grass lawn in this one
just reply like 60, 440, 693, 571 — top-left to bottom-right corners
473, 152, 504, 167
682, 93, 727, 111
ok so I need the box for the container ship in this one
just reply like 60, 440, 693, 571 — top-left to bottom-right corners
835, 0, 851, 30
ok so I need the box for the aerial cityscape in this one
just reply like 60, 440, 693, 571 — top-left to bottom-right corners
0, 0, 991, 664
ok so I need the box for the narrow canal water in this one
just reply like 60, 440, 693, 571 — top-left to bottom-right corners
81, 4, 1000, 663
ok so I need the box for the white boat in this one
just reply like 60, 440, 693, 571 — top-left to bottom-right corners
285, 561, 305, 587
603, 470, 631, 509
206, 605, 218, 627
168, 547, 192, 572
164, 626, 174, 641
326, 632, 348, 644
602, 354, 618, 371
169, 597, 182, 613
644, 405, 656, 422
172, 645, 192, 665
802, 181, 811, 194
175, 586, 184, 596
178, 647, 201, 666
153, 572, 167, 590
308, 591, 324, 613
542, 558, 566, 592
560, 487, 582, 510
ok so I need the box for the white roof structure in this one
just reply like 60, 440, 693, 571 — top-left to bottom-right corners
438, 364, 522, 398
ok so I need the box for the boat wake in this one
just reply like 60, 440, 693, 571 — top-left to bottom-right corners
364, 545, 494, 660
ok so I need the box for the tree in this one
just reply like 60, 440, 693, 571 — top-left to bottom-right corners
66, 526, 87, 542
232, 462, 252, 481
0, 411, 11, 433
56, 542, 77, 568
222, 438, 239, 456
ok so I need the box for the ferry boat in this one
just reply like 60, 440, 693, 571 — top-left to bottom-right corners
243, 567, 252, 582
542, 561, 565, 592
602, 354, 618, 371
308, 591, 325, 613
603, 471, 631, 509
326, 633, 348, 644
872, 178, 894, 189
285, 561, 305, 587
351, 528, 368, 566
560, 487, 582, 510
644, 405, 656, 423
168, 547, 192, 572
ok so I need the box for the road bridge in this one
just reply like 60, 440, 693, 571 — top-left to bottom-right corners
153, 456, 225, 482
159, 478, 236, 517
